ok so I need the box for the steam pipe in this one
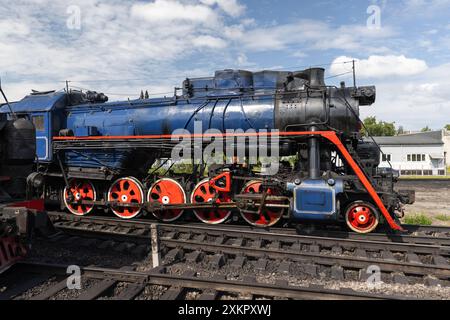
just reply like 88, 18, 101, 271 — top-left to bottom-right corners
308, 126, 320, 179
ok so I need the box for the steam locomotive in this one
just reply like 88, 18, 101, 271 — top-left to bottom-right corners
0, 68, 414, 233
0, 112, 50, 273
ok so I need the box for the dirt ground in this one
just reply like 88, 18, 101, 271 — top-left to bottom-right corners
396, 180, 450, 226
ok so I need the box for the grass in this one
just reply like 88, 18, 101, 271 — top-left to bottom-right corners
400, 175, 450, 180
435, 214, 450, 222
403, 213, 433, 226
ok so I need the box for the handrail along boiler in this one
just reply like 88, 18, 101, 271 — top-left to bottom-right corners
0, 67, 415, 233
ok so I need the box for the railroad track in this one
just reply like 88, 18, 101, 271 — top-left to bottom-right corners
47, 212, 450, 287
47, 211, 450, 246
0, 261, 410, 300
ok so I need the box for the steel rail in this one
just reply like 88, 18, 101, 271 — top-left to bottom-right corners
12, 261, 412, 300
47, 212, 450, 256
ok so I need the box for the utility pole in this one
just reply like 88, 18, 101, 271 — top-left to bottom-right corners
352, 60, 357, 88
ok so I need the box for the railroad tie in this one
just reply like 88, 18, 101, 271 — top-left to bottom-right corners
112, 283, 146, 300
331, 265, 345, 280
132, 228, 149, 237
354, 249, 367, 258
432, 255, 449, 267
160, 286, 186, 300
252, 239, 263, 249
381, 250, 396, 261
179, 233, 192, 241
162, 231, 177, 240
165, 248, 185, 263
269, 241, 281, 250
194, 234, 206, 242
210, 254, 227, 269
186, 251, 204, 263
331, 246, 343, 255
242, 275, 257, 284
391, 273, 409, 285
215, 236, 226, 245
29, 278, 68, 300
231, 256, 246, 269
423, 275, 441, 287
198, 290, 218, 300
255, 258, 268, 271
232, 238, 244, 247
303, 264, 318, 277
406, 253, 422, 264
76, 279, 117, 300
149, 266, 167, 274
278, 261, 292, 274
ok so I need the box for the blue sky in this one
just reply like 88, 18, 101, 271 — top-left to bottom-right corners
1, 0, 450, 130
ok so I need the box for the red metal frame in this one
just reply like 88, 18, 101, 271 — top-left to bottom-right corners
209, 172, 232, 193
10, 200, 45, 211
0, 237, 26, 274
54, 131, 404, 231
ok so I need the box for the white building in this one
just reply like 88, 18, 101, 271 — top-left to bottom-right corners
444, 130, 450, 166
373, 131, 447, 176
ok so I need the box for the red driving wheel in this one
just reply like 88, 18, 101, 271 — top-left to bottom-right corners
239, 180, 284, 227
191, 179, 232, 225
148, 178, 186, 222
63, 179, 96, 216
345, 201, 380, 234
108, 177, 144, 219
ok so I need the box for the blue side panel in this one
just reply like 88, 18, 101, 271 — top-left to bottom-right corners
65, 150, 130, 169
291, 180, 344, 221
296, 189, 334, 214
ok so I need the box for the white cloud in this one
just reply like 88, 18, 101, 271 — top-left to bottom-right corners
0, 20, 30, 37
130, 0, 218, 24
239, 20, 396, 52
330, 55, 428, 78
0, 0, 250, 101
358, 62, 450, 130
200, 0, 245, 17
192, 35, 227, 48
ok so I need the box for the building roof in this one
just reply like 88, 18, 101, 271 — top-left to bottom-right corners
371, 130, 444, 146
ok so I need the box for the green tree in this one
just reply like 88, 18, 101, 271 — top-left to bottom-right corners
421, 126, 432, 132
361, 117, 396, 137
445, 124, 450, 131
397, 126, 405, 135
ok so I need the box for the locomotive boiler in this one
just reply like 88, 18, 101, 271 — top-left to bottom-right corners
0, 67, 414, 233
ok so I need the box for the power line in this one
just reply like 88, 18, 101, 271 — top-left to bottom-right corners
325, 71, 353, 80
55, 59, 360, 85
